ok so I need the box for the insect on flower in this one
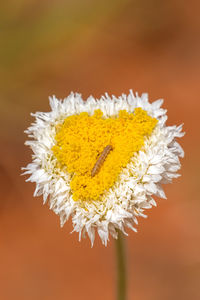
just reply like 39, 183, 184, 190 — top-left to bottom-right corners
91, 145, 113, 177
23, 91, 184, 246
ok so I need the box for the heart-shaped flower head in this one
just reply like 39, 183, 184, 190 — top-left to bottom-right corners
23, 91, 184, 246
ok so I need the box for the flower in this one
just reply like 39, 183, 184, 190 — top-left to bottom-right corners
23, 91, 184, 246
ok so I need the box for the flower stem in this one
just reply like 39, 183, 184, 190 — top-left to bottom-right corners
115, 230, 127, 300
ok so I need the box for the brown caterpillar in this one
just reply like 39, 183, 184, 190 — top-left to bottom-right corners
91, 145, 113, 177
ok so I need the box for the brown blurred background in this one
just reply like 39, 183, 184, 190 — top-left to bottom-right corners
0, 0, 200, 299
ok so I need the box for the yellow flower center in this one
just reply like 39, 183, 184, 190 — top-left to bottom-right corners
52, 108, 157, 201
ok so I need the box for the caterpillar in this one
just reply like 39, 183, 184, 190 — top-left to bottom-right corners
91, 145, 113, 177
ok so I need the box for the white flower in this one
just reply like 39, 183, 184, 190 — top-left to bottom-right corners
22, 90, 184, 246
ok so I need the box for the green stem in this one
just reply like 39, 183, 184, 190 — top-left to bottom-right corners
115, 230, 127, 300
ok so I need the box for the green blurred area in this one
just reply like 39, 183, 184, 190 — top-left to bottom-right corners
0, 0, 192, 129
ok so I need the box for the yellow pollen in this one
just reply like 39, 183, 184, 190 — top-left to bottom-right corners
52, 108, 158, 201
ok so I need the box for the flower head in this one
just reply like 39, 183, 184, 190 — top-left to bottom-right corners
23, 91, 184, 246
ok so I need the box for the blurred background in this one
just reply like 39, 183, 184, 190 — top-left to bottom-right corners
0, 0, 199, 299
